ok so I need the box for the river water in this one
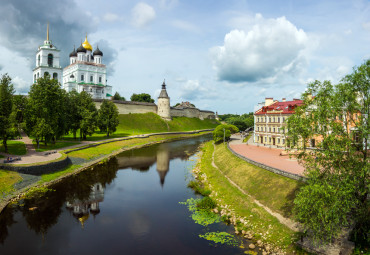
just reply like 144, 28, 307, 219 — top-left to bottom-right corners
0, 135, 253, 255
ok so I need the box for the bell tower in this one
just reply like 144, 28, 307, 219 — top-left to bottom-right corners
33, 23, 62, 84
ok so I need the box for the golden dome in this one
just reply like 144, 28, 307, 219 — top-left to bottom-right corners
82, 35, 93, 51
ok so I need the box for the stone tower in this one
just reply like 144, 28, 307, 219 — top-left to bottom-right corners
157, 80, 171, 121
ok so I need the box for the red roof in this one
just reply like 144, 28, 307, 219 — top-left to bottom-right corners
255, 99, 303, 115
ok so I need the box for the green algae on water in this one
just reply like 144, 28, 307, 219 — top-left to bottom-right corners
199, 231, 238, 246
179, 198, 220, 226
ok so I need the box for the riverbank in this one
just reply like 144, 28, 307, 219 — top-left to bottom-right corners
0, 131, 212, 213
193, 141, 307, 254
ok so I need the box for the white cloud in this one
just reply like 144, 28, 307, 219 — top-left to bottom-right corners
179, 79, 217, 101
159, 0, 178, 10
131, 2, 156, 28
103, 13, 121, 22
12, 76, 29, 94
210, 14, 309, 84
172, 20, 201, 33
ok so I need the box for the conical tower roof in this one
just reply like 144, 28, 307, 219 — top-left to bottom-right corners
158, 80, 169, 98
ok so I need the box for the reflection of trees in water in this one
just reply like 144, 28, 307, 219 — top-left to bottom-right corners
0, 157, 119, 241
0, 206, 16, 244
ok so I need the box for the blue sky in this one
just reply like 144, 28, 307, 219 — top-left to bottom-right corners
0, 0, 369, 114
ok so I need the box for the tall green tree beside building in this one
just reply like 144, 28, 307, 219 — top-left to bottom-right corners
98, 100, 119, 137
286, 60, 370, 245
130, 93, 154, 103
0, 74, 15, 153
79, 91, 98, 140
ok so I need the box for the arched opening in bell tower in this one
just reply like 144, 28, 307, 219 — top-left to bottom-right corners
48, 54, 53, 67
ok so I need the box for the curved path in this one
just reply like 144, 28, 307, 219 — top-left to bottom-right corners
228, 134, 305, 177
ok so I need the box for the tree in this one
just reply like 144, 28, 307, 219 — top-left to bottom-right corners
130, 93, 154, 103
0, 74, 15, 153
79, 91, 97, 140
113, 92, 125, 101
65, 91, 81, 140
25, 77, 67, 145
286, 60, 370, 244
98, 100, 119, 137
213, 124, 239, 143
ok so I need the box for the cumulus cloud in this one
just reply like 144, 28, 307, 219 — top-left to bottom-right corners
0, 0, 118, 72
211, 14, 309, 84
12, 76, 29, 94
131, 3, 156, 28
179, 80, 217, 101
95, 39, 118, 77
103, 13, 121, 22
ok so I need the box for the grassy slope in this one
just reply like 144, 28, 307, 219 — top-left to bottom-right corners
0, 141, 27, 155
199, 141, 306, 254
214, 143, 302, 218
63, 112, 219, 141
32, 141, 82, 152
0, 170, 22, 196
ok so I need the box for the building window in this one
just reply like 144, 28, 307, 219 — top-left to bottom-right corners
273, 128, 275, 133
269, 137, 271, 142
278, 117, 280, 123
90, 88, 92, 92
277, 138, 280, 144
44, 72, 49, 77
48, 54, 53, 67
90, 76, 93, 82
53, 73, 58, 80
283, 139, 285, 144
99, 76, 102, 83
34, 74, 36, 83
81, 74, 84, 81
264, 137, 267, 142
37, 55, 40, 66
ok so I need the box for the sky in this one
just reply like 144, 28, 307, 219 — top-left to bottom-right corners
0, 0, 369, 114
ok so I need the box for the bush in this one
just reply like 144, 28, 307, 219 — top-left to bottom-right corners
196, 196, 217, 210
213, 124, 239, 143
188, 180, 211, 196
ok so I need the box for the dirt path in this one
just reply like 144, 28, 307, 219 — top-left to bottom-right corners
211, 143, 300, 232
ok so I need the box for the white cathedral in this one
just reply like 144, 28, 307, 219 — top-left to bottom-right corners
33, 24, 112, 99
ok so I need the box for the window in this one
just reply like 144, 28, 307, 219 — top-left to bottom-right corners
53, 73, 58, 79
90, 76, 93, 82
264, 137, 267, 142
269, 117, 271, 122
269, 137, 271, 142
278, 117, 280, 123
283, 139, 285, 144
273, 128, 275, 133
90, 88, 92, 92
37, 72, 39, 78
81, 74, 84, 81
47, 54, 53, 67
37, 55, 40, 66
99, 76, 102, 83
34, 74, 36, 83
44, 72, 49, 77
277, 138, 280, 144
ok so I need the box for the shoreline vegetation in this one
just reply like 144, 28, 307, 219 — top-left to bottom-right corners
0, 131, 213, 213
190, 141, 307, 254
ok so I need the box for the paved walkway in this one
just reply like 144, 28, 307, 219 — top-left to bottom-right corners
228, 134, 305, 177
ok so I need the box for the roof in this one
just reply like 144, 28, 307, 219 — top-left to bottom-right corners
254, 99, 303, 115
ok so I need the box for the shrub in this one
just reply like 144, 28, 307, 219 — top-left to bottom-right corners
196, 196, 217, 210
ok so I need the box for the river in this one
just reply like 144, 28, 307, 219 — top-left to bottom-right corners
0, 135, 254, 255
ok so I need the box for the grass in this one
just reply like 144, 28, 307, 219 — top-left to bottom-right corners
0, 141, 27, 155
0, 170, 22, 197
214, 143, 302, 218
32, 140, 82, 152
197, 141, 306, 254
62, 113, 219, 141
67, 133, 209, 160
39, 164, 82, 183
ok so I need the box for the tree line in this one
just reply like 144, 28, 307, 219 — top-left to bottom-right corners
219, 112, 254, 131
0, 75, 119, 152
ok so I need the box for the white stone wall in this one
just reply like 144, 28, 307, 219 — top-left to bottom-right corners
158, 98, 171, 120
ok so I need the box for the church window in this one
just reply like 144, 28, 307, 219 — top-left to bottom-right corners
90, 88, 92, 92
48, 54, 53, 67
37, 73, 39, 78
90, 76, 93, 82
44, 72, 49, 77
37, 55, 40, 66
53, 73, 58, 80
99, 77, 102, 83
34, 74, 36, 83
81, 74, 84, 81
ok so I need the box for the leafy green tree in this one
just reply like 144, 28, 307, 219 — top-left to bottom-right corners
130, 93, 154, 103
113, 91, 125, 101
0, 74, 15, 153
79, 91, 97, 140
26, 77, 67, 145
12, 95, 28, 127
65, 91, 81, 140
98, 100, 119, 137
213, 124, 239, 143
286, 60, 370, 244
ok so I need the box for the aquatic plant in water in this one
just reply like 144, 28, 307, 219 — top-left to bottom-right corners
180, 198, 220, 226
199, 231, 238, 246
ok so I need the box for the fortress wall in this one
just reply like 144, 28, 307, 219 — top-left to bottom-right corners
94, 100, 157, 114
200, 110, 216, 120
170, 108, 200, 118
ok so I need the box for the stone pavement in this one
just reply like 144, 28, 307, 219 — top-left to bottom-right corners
228, 134, 305, 177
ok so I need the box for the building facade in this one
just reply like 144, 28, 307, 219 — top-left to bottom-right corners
34, 25, 112, 99
254, 97, 303, 147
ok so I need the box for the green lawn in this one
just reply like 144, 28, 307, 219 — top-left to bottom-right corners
32, 140, 82, 152
197, 141, 306, 254
62, 113, 219, 141
0, 170, 22, 197
39, 164, 82, 183
0, 141, 27, 155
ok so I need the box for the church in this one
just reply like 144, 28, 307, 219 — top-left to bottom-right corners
33, 24, 112, 99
